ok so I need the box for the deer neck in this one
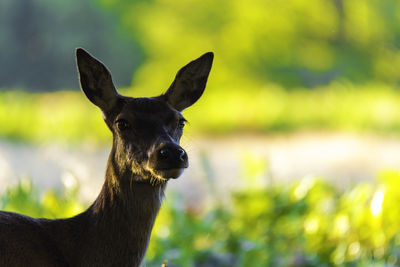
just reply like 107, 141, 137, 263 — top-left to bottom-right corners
85, 150, 166, 265
92, 155, 166, 215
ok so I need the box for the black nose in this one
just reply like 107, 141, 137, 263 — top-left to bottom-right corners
156, 143, 188, 168
178, 148, 186, 162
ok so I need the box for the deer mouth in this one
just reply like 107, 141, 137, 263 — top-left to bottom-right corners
154, 167, 187, 179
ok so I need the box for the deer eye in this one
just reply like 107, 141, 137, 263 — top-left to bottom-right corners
116, 119, 131, 131
178, 118, 186, 129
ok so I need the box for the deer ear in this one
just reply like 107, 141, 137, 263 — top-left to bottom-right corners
76, 48, 119, 112
163, 52, 213, 111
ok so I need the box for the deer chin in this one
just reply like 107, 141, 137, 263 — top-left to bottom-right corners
154, 168, 185, 179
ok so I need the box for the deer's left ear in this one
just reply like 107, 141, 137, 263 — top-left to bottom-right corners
163, 52, 213, 111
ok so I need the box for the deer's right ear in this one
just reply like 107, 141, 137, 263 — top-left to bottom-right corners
76, 48, 119, 112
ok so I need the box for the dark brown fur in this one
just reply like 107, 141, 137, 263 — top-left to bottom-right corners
0, 49, 213, 266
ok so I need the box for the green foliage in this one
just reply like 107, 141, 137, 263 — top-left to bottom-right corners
0, 90, 110, 144
2, 166, 400, 266
145, 171, 400, 267
3, 84, 400, 144
2, 0, 400, 91
0, 178, 84, 219
101, 0, 400, 92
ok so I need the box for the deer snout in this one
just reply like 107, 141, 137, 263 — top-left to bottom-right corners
159, 147, 187, 163
149, 143, 188, 179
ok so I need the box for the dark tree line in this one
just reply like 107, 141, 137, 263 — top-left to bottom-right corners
0, 0, 143, 91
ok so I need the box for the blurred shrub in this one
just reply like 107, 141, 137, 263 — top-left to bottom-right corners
2, 167, 400, 266
0, 178, 84, 219
101, 0, 400, 91
145, 170, 400, 266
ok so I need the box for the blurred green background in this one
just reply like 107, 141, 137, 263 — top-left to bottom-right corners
2, 0, 400, 266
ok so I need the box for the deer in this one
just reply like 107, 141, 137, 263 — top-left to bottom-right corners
0, 48, 213, 266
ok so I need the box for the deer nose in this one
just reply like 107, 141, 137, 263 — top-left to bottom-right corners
155, 143, 188, 168
178, 148, 186, 162
158, 147, 187, 163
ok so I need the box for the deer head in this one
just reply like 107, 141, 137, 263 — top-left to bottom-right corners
76, 49, 213, 186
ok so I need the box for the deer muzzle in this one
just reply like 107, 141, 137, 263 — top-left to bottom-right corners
148, 143, 188, 179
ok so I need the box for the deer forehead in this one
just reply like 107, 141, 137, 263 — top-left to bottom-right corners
117, 97, 181, 124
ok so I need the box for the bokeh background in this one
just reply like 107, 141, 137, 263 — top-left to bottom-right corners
2, 0, 400, 266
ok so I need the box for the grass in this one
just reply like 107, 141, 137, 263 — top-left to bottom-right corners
2, 83, 400, 144
0, 90, 110, 144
